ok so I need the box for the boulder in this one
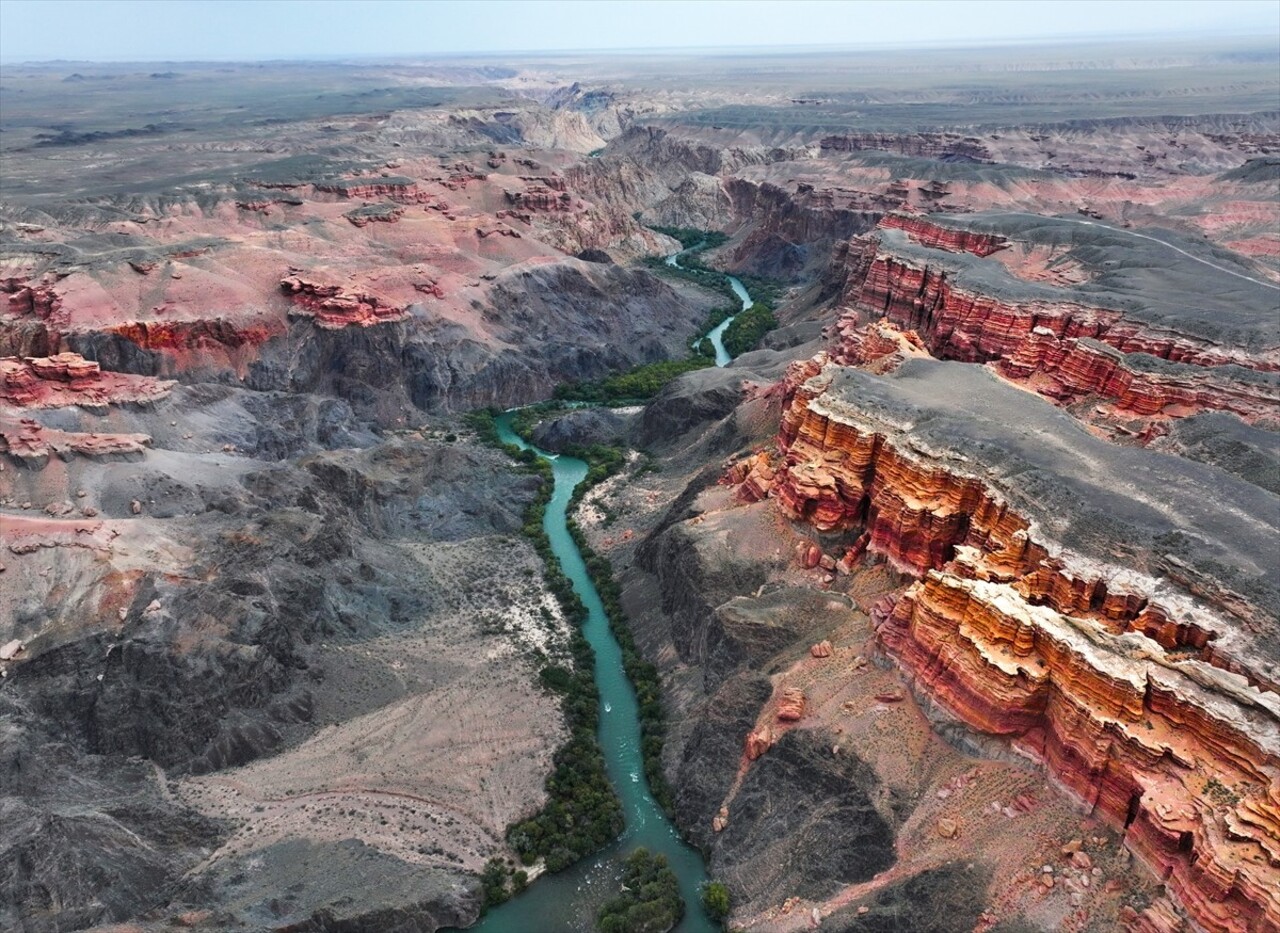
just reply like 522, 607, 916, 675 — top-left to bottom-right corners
777, 687, 806, 722
745, 726, 774, 761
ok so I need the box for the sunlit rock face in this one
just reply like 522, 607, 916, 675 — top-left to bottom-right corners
730, 353, 1280, 933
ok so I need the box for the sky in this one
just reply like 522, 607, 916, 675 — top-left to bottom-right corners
0, 0, 1276, 62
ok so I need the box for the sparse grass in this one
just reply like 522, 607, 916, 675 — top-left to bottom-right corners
1204, 777, 1242, 808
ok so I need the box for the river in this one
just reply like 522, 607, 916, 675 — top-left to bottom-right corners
466, 414, 718, 933
666, 244, 753, 368
466, 245, 752, 932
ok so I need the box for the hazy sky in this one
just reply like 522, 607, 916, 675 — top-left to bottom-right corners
0, 0, 1276, 62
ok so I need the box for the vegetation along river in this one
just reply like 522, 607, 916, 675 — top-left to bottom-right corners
469, 265, 754, 931
667, 244, 754, 367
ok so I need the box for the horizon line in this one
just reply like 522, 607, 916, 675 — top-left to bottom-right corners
1, 29, 1273, 67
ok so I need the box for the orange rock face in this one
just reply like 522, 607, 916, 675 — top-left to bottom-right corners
776, 687, 807, 722
0, 354, 174, 409
745, 725, 774, 761
740, 367, 1280, 933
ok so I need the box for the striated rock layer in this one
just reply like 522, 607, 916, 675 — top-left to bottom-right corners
1, 353, 174, 410
734, 359, 1280, 933
820, 215, 1280, 438
280, 271, 410, 329
852, 247, 1273, 370
878, 213, 1009, 257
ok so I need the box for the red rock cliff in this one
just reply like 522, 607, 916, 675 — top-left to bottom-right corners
853, 249, 1272, 370
733, 368, 1280, 933
879, 213, 1009, 257
280, 272, 409, 329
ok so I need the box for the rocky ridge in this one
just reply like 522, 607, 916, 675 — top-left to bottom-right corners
720, 351, 1279, 932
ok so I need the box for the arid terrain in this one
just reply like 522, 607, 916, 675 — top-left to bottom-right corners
1, 36, 1278, 933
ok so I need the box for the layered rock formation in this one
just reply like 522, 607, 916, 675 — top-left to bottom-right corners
3, 46, 1279, 933
1, 354, 174, 409
849, 245, 1271, 369
820, 132, 994, 163
998, 329, 1280, 424
822, 215, 1280, 438
0, 417, 151, 469
732, 359, 1280, 932
3, 276, 62, 320
878, 213, 1009, 257
280, 270, 410, 328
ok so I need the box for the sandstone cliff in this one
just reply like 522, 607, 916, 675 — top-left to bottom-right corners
730, 359, 1280, 933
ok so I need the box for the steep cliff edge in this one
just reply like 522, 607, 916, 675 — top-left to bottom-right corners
730, 359, 1280, 933
820, 214, 1280, 440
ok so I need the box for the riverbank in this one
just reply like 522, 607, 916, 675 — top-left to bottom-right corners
464, 414, 717, 933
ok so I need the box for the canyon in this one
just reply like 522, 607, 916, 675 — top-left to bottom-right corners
2, 36, 1278, 933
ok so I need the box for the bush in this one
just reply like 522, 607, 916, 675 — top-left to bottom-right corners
481, 857, 513, 911
701, 881, 731, 922
555, 357, 713, 405
596, 848, 684, 933
648, 226, 728, 251
721, 301, 778, 357
539, 665, 575, 693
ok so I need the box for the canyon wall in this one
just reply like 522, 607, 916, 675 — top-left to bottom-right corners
728, 359, 1280, 933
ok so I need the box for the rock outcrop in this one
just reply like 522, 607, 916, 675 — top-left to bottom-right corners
819, 132, 994, 163
851, 248, 1267, 369
730, 358, 1280, 933
997, 329, 1280, 424
0, 354, 174, 409
821, 216, 1280, 439
879, 213, 1009, 257
313, 176, 429, 201
0, 418, 151, 469
835, 219, 1280, 373
3, 276, 63, 321
280, 271, 410, 328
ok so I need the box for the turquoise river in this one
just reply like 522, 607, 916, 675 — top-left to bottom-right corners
468, 256, 754, 932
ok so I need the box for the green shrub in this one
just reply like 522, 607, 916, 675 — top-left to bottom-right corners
648, 226, 728, 251
701, 881, 731, 922
539, 665, 575, 693
721, 301, 778, 357
555, 357, 713, 405
480, 857, 513, 911
596, 848, 684, 933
